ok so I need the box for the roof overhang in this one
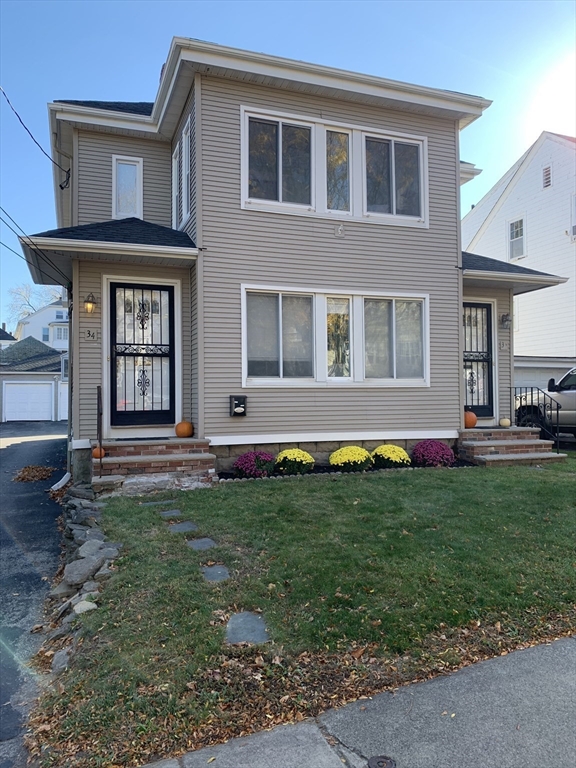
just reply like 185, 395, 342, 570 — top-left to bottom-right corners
19, 236, 198, 286
463, 268, 568, 295
459, 161, 482, 186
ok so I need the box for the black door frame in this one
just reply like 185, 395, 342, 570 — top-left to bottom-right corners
110, 282, 176, 426
463, 302, 494, 418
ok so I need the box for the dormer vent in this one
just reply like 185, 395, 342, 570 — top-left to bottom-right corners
542, 165, 551, 188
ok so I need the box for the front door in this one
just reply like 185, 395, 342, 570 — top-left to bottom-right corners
463, 302, 494, 418
110, 283, 175, 426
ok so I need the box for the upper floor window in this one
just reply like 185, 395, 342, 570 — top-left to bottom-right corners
242, 109, 428, 228
181, 119, 191, 223
509, 218, 524, 260
56, 310, 63, 320
42, 327, 49, 342
244, 285, 428, 386
112, 156, 143, 219
172, 142, 180, 228
56, 327, 68, 341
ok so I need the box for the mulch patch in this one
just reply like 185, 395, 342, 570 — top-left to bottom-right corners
219, 460, 474, 481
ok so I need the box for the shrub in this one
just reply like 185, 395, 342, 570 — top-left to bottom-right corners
329, 446, 373, 473
411, 439, 455, 468
233, 450, 275, 478
372, 444, 411, 469
275, 448, 315, 475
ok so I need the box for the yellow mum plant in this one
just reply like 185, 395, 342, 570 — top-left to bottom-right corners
329, 446, 373, 472
275, 448, 315, 475
371, 444, 411, 469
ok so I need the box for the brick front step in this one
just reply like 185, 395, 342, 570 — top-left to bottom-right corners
474, 452, 567, 467
459, 428, 540, 441
459, 439, 554, 460
93, 452, 217, 476
94, 439, 211, 457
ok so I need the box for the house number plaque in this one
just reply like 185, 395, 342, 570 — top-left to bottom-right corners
82, 329, 100, 342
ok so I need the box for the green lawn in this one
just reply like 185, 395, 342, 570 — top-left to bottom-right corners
32, 455, 576, 767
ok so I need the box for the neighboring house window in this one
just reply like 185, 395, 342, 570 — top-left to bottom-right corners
61, 355, 69, 381
56, 310, 63, 320
242, 109, 427, 227
542, 166, 551, 188
112, 156, 143, 219
172, 142, 180, 228
56, 327, 68, 341
181, 119, 191, 223
244, 286, 427, 385
509, 218, 524, 259
42, 327, 49, 342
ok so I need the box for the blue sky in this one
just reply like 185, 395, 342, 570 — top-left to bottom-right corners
1, 0, 574, 327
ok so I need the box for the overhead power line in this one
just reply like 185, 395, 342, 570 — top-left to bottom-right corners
0, 85, 70, 189
0, 207, 70, 284
0, 239, 68, 286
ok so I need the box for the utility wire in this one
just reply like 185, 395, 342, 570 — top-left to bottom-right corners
0, 239, 68, 286
0, 209, 70, 284
0, 86, 70, 189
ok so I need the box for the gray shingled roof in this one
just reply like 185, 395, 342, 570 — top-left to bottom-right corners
462, 251, 554, 278
54, 100, 154, 116
0, 336, 62, 372
0, 328, 16, 341
32, 218, 196, 249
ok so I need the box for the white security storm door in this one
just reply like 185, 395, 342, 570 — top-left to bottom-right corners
4, 382, 53, 421
463, 303, 494, 418
110, 283, 175, 426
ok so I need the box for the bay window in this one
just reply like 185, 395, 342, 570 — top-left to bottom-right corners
244, 287, 428, 385
243, 108, 427, 226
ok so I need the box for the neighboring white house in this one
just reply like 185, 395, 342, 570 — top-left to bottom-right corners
461, 132, 576, 387
15, 298, 69, 351
0, 325, 17, 350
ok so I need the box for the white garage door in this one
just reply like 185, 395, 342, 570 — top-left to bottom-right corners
3, 382, 53, 421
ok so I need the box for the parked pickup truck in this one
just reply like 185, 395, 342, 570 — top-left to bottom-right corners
515, 367, 576, 437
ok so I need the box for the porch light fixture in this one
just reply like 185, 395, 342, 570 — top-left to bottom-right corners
84, 293, 97, 314
499, 313, 512, 330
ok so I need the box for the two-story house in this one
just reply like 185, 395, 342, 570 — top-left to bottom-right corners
462, 132, 576, 387
15, 298, 70, 351
19, 38, 566, 485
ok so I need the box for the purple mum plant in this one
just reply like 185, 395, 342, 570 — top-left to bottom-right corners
411, 439, 455, 468
233, 450, 276, 478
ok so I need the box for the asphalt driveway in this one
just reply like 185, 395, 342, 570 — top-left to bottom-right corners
0, 422, 67, 768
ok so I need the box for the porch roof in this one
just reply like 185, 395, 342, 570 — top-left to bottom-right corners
19, 218, 198, 285
462, 251, 567, 295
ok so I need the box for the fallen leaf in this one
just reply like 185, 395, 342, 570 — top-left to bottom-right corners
207, 759, 216, 764
351, 647, 367, 659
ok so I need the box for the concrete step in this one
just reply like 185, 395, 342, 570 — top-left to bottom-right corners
459, 427, 540, 441
474, 452, 567, 467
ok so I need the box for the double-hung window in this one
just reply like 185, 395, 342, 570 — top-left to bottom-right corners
509, 218, 524, 259
172, 143, 180, 228
244, 287, 428, 386
181, 120, 191, 223
112, 156, 143, 219
56, 327, 68, 341
243, 109, 427, 226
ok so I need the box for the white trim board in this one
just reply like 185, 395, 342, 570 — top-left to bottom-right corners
206, 430, 459, 446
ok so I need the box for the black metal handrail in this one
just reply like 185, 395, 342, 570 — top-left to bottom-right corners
510, 386, 562, 453
96, 385, 103, 477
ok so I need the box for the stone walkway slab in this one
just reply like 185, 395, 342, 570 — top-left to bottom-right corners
168, 521, 199, 533
139, 499, 178, 507
226, 611, 269, 645
186, 537, 216, 551
159, 509, 182, 518
201, 565, 230, 582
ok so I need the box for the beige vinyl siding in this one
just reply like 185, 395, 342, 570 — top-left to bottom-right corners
198, 76, 461, 438
190, 263, 199, 426
463, 285, 513, 419
76, 261, 192, 439
77, 131, 171, 226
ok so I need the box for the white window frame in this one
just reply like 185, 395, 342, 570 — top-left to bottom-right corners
508, 216, 525, 260
241, 283, 430, 388
112, 155, 143, 220
241, 106, 429, 228
181, 118, 191, 226
172, 142, 180, 229
56, 327, 68, 341
42, 327, 50, 342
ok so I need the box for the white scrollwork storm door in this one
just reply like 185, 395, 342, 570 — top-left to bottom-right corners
110, 283, 175, 426
463, 302, 494, 418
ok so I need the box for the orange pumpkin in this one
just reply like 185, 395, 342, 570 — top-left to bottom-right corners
175, 420, 194, 438
464, 410, 478, 429
92, 445, 105, 459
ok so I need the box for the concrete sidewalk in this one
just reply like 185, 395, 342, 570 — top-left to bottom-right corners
148, 636, 576, 768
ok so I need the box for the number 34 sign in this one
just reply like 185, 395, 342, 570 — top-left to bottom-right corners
82, 329, 100, 342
